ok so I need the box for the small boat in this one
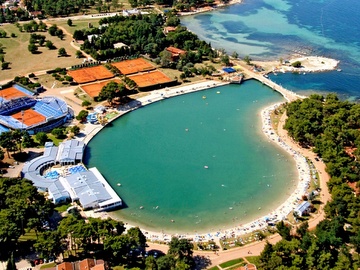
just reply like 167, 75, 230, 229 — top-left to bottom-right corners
216, 91, 221, 94
171, 219, 175, 223
337, 69, 342, 72
229, 207, 233, 210
140, 206, 144, 209
202, 95, 206, 99
117, 183, 121, 186
204, 165, 209, 169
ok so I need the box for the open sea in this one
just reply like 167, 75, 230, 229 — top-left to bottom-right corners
182, 0, 360, 99
85, 0, 360, 233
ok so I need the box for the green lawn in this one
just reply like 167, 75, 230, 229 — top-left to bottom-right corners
19, 230, 38, 241
54, 202, 72, 213
246, 255, 261, 265
219, 258, 244, 268
40, 262, 56, 269
55, 19, 101, 36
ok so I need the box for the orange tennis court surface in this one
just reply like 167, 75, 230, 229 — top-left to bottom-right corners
129, 70, 173, 88
12, 109, 46, 126
81, 79, 123, 98
112, 58, 156, 75
68, 66, 114, 84
0, 87, 29, 100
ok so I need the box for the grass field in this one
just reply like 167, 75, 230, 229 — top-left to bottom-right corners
219, 258, 244, 268
55, 18, 101, 36
0, 24, 82, 81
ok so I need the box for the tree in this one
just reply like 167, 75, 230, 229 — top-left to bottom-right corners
28, 43, 38, 54
35, 132, 49, 145
243, 55, 252, 65
58, 47, 67, 57
156, 255, 175, 270
75, 50, 83, 58
67, 18, 73, 26
0, 131, 16, 158
291, 61, 302, 68
145, 256, 157, 269
48, 24, 58, 36
76, 110, 89, 122
56, 29, 64, 39
159, 49, 172, 68
51, 128, 65, 139
5, 252, 15, 270
1, 62, 9, 70
168, 237, 194, 268
45, 40, 55, 50
276, 221, 291, 240
127, 227, 146, 249
34, 231, 64, 260
98, 82, 126, 104
22, 132, 35, 148
296, 221, 309, 238
221, 54, 230, 66
231, 51, 239, 59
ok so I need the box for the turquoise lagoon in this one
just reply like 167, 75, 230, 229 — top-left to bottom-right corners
84, 81, 298, 233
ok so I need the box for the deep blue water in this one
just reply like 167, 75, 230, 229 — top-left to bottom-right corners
181, 0, 360, 99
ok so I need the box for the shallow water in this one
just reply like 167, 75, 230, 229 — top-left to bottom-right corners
84, 81, 297, 233
181, 0, 360, 99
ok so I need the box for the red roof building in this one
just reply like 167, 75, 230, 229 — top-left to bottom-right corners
165, 46, 186, 60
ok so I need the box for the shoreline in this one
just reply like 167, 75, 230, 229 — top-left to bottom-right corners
83, 79, 314, 245
177, 0, 243, 17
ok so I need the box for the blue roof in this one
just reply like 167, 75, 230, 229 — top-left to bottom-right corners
0, 124, 9, 134
14, 84, 35, 96
223, 67, 236, 73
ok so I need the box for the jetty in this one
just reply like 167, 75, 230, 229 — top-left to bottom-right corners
233, 60, 304, 102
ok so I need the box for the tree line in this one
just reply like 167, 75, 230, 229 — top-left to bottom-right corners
257, 94, 360, 269
0, 174, 196, 269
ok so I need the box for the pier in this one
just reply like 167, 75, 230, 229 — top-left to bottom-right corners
234, 60, 305, 102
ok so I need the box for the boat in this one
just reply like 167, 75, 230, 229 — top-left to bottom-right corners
140, 206, 144, 209
216, 91, 221, 94
337, 68, 342, 72
202, 95, 206, 99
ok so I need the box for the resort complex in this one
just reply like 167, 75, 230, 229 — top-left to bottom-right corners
21, 139, 122, 211
1, 1, 360, 268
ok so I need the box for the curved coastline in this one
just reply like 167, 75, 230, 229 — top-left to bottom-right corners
82, 79, 314, 243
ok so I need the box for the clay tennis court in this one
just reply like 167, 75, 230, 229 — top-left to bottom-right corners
12, 109, 46, 126
128, 70, 173, 88
81, 79, 123, 98
0, 87, 29, 100
67, 66, 114, 84
112, 58, 156, 75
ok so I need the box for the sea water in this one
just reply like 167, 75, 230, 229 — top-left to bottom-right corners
84, 81, 298, 233
181, 0, 360, 99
